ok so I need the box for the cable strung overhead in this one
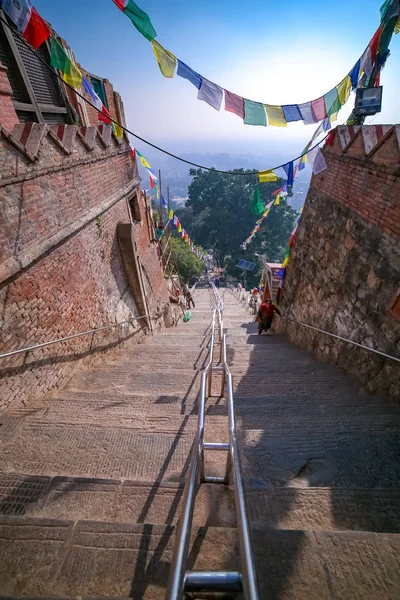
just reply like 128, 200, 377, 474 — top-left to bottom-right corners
0, 11, 331, 176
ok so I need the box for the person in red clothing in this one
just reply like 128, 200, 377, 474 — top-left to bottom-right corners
257, 298, 281, 335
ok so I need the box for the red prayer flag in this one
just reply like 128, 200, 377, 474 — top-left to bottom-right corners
98, 105, 111, 124
272, 187, 282, 196
112, 0, 126, 10
370, 26, 381, 62
132, 148, 136, 160
224, 90, 245, 119
22, 7, 50, 49
149, 176, 155, 189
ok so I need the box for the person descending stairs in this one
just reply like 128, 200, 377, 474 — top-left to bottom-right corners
0, 286, 399, 598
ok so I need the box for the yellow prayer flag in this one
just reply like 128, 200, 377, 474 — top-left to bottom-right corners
114, 124, 124, 138
329, 112, 338, 124
282, 256, 289, 267
138, 156, 151, 169
264, 104, 287, 127
151, 40, 177, 78
301, 153, 308, 164
263, 208, 270, 217
395, 15, 400, 33
337, 75, 352, 105
168, 209, 174, 220
274, 194, 280, 206
258, 170, 277, 183
63, 61, 82, 89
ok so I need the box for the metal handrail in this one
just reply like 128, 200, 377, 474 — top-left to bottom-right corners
0, 312, 158, 360
283, 315, 400, 363
227, 284, 400, 363
166, 283, 259, 599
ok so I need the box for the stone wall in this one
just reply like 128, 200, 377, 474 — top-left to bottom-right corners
0, 121, 169, 410
277, 125, 400, 400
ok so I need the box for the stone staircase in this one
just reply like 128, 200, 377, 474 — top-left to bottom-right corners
0, 288, 399, 598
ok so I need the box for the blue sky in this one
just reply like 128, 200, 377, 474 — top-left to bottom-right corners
35, 0, 399, 160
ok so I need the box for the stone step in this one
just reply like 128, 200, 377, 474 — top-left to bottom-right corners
2, 475, 400, 534
0, 517, 399, 599
0, 419, 229, 482
239, 429, 400, 489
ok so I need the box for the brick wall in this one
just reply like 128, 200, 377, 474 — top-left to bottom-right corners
277, 125, 400, 400
0, 63, 18, 131
0, 121, 169, 409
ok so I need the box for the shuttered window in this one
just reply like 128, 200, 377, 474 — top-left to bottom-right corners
0, 12, 70, 124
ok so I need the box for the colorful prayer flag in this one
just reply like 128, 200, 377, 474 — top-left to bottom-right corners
113, 123, 124, 138
274, 194, 280, 205
282, 104, 302, 122
311, 97, 327, 121
112, 0, 157, 41
264, 104, 287, 127
168, 209, 174, 220
251, 187, 264, 216
177, 60, 202, 89
83, 77, 110, 123
136, 150, 151, 169
22, 6, 50, 49
244, 99, 267, 126
1, 0, 51, 49
282, 162, 294, 187
197, 78, 223, 111
298, 101, 318, 125
360, 46, 373, 76
151, 41, 176, 78
50, 36, 82, 88
349, 59, 361, 89
324, 87, 341, 118
258, 170, 277, 183
337, 75, 352, 105
308, 147, 327, 175
224, 90, 245, 119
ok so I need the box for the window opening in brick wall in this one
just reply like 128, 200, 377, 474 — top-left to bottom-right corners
128, 192, 141, 223
0, 11, 70, 124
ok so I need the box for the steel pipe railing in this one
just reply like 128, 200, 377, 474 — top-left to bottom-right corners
166, 282, 259, 599
0, 312, 161, 361
227, 283, 399, 363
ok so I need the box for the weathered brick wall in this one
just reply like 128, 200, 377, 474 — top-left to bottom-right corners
0, 121, 169, 409
277, 125, 400, 400
0, 63, 18, 131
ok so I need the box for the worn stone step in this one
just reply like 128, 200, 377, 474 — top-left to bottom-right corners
239, 429, 400, 488
0, 420, 229, 481
2, 475, 400, 534
0, 517, 399, 599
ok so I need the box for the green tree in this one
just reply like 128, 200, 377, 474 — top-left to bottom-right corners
167, 237, 204, 284
186, 169, 298, 275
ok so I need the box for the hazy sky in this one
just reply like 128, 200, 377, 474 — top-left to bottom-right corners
35, 0, 399, 162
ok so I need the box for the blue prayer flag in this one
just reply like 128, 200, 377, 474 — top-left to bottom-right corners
177, 60, 202, 89
282, 104, 302, 122
349, 59, 361, 90
283, 162, 294, 187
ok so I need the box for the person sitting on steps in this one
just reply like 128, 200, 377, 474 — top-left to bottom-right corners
257, 298, 281, 335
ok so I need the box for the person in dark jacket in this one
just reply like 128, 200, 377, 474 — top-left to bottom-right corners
257, 298, 281, 335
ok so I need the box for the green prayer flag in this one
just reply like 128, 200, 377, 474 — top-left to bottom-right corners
49, 36, 71, 73
251, 187, 264, 216
324, 87, 341, 117
124, 0, 157, 41
244, 99, 267, 126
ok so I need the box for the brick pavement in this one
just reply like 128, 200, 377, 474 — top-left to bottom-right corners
0, 288, 399, 598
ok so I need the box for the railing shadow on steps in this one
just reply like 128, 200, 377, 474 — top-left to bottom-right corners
166, 283, 259, 599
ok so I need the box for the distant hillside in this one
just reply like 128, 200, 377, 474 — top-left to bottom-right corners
137, 149, 311, 210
